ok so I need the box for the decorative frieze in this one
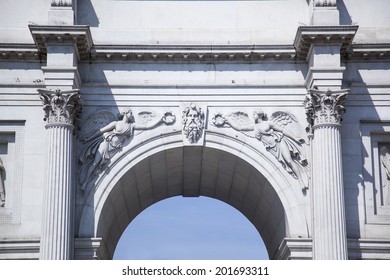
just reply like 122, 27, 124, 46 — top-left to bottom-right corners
304, 88, 348, 132
38, 89, 82, 126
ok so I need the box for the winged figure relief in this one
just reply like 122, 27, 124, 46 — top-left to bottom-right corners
78, 108, 175, 190
213, 109, 309, 190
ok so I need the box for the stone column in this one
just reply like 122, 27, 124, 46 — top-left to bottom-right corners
38, 89, 82, 260
304, 88, 349, 259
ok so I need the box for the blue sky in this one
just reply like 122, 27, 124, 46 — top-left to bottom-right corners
113, 196, 269, 260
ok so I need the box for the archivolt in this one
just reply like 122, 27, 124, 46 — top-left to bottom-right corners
78, 131, 310, 259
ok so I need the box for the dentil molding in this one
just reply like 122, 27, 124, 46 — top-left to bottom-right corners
314, 0, 337, 7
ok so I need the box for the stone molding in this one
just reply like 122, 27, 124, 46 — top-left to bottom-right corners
314, 0, 336, 7
29, 25, 92, 61
4, 43, 390, 64
0, 239, 40, 260
51, 0, 72, 7
304, 88, 349, 131
294, 25, 358, 60
91, 44, 297, 63
37, 89, 82, 126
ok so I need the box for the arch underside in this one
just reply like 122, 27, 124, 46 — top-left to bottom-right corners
95, 146, 290, 259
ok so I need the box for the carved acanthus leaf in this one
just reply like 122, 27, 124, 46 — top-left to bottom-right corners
38, 89, 83, 126
304, 88, 348, 131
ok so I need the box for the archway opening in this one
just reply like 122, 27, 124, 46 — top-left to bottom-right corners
93, 146, 293, 259
113, 196, 269, 260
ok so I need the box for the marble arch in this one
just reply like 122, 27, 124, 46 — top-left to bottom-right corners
2, 0, 390, 261
77, 132, 311, 259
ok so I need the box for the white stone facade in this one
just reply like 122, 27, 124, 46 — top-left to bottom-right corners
0, 0, 390, 260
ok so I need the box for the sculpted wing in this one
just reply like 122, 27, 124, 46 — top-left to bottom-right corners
80, 110, 116, 140
213, 111, 256, 138
270, 111, 305, 141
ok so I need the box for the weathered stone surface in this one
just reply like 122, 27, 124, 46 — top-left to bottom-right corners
1, 0, 390, 260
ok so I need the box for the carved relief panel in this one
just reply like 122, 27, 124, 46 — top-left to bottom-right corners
212, 108, 310, 190
379, 144, 390, 207
0, 122, 25, 224
361, 122, 390, 224
78, 108, 176, 191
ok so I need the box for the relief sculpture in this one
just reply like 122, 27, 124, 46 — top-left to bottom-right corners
182, 103, 205, 144
213, 109, 309, 190
0, 157, 5, 207
380, 145, 390, 205
78, 108, 175, 190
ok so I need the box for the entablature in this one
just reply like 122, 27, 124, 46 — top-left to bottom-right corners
0, 24, 389, 64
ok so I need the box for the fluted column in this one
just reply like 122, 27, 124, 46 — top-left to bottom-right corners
38, 89, 82, 259
304, 88, 349, 260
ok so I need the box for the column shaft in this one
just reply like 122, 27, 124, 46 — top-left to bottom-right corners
40, 124, 74, 259
38, 89, 82, 260
312, 124, 348, 259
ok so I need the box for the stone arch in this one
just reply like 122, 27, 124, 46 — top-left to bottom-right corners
78, 132, 311, 259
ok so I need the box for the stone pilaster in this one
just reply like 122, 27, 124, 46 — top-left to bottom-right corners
304, 88, 349, 259
38, 89, 82, 260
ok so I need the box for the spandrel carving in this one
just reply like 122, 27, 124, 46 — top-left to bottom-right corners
0, 157, 5, 207
78, 108, 175, 190
213, 109, 309, 190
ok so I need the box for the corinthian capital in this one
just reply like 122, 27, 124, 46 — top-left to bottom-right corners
304, 88, 348, 130
314, 0, 337, 7
38, 89, 82, 126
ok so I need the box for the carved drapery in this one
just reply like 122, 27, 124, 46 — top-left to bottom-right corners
38, 89, 82, 126
212, 109, 309, 189
304, 89, 348, 133
314, 0, 337, 7
78, 108, 176, 190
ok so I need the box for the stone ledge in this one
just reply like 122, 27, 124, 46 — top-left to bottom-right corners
0, 239, 40, 260
294, 25, 359, 60
29, 25, 93, 61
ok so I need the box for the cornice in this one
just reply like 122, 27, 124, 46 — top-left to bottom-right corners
347, 43, 390, 61
294, 25, 359, 60
2, 28, 389, 64
90, 44, 298, 63
0, 44, 40, 62
29, 25, 93, 61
